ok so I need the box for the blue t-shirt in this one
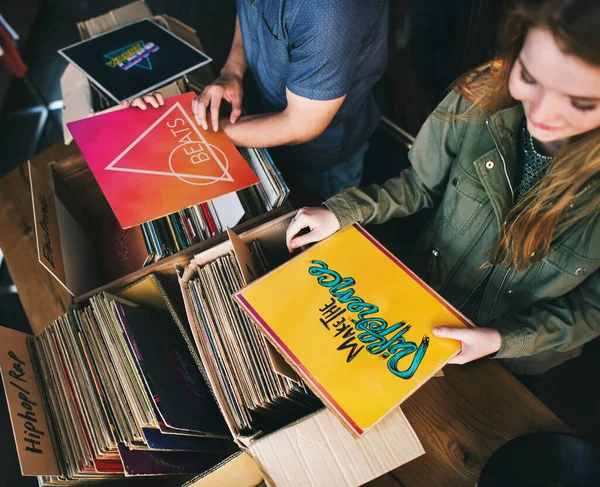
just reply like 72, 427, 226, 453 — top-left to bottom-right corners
237, 0, 388, 172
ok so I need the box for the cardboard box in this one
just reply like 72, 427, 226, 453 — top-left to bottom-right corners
28, 152, 289, 298
61, 1, 213, 144
1, 214, 424, 486
178, 212, 425, 487
0, 272, 262, 485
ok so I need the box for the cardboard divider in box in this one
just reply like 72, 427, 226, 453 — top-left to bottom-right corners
0, 270, 263, 486
28, 152, 290, 299
178, 212, 425, 487
61, 0, 215, 143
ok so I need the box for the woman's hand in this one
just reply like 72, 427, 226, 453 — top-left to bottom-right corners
122, 92, 165, 110
432, 326, 502, 364
285, 207, 340, 253
192, 71, 244, 131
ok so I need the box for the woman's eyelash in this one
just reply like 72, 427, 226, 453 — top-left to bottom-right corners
519, 66, 596, 112
520, 69, 536, 85
571, 101, 596, 112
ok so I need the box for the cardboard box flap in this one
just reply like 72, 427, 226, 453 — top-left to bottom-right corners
182, 451, 263, 487
227, 227, 258, 286
187, 212, 295, 270
118, 273, 208, 387
248, 407, 424, 487
119, 272, 179, 315
61, 64, 92, 144
227, 227, 298, 382
157, 14, 202, 50
77, 1, 153, 39
29, 162, 68, 293
54, 195, 102, 295
0, 327, 61, 476
29, 162, 102, 296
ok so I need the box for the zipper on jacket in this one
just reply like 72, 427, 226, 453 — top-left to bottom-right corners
458, 265, 493, 311
439, 211, 495, 296
486, 119, 514, 199
490, 268, 512, 313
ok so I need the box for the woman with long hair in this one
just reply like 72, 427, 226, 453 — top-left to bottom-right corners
285, 0, 600, 374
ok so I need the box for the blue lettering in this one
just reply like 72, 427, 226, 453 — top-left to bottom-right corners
388, 337, 429, 379
309, 260, 428, 379
308, 260, 341, 287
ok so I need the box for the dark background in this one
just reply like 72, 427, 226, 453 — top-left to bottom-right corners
0, 0, 509, 175
1, 1, 599, 486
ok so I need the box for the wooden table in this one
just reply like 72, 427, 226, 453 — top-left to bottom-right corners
380, 361, 570, 486
0, 141, 571, 486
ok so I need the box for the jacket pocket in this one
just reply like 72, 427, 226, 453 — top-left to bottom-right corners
532, 245, 599, 299
413, 219, 436, 279
440, 161, 486, 235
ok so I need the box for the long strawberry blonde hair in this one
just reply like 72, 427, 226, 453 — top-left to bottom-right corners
453, 0, 600, 269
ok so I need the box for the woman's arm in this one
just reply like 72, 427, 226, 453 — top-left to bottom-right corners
286, 91, 470, 250
325, 90, 469, 228
434, 271, 600, 364
492, 270, 600, 359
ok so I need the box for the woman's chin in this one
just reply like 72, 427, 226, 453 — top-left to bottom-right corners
527, 122, 565, 142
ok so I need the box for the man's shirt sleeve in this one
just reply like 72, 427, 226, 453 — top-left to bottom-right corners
286, 0, 368, 101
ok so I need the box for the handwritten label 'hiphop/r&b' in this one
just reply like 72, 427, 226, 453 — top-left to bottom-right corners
7, 350, 46, 454
309, 260, 429, 380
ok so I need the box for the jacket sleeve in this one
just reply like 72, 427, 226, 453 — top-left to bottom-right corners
324, 90, 469, 228
492, 270, 600, 358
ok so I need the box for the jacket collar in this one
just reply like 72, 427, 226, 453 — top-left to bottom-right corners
482, 102, 599, 234
474, 103, 524, 229
486, 102, 524, 188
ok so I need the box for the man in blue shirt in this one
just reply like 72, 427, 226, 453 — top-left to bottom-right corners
192, 0, 388, 199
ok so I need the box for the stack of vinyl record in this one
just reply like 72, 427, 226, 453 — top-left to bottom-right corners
29, 292, 232, 483
84, 69, 290, 268
184, 241, 321, 437
140, 147, 289, 264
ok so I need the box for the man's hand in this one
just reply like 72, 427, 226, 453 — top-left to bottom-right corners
192, 72, 244, 132
219, 89, 346, 148
432, 327, 502, 364
122, 92, 164, 110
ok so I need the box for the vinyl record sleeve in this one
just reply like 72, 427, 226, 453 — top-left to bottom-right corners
67, 92, 260, 228
59, 19, 211, 103
235, 224, 473, 436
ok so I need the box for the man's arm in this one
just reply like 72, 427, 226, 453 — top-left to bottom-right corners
193, 15, 247, 131
221, 88, 345, 148
221, 15, 247, 81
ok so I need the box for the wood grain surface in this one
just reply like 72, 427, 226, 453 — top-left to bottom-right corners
367, 360, 570, 486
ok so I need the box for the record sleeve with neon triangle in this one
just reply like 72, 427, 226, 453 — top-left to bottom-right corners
67, 92, 260, 229
58, 19, 212, 102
